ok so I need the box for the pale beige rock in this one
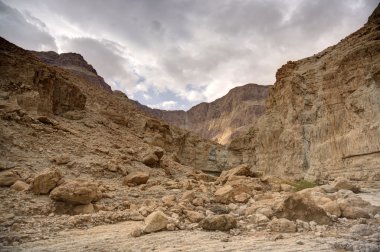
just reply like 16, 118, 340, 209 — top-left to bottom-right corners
250, 213, 270, 226
269, 218, 297, 233
280, 184, 294, 192
234, 192, 251, 203
73, 203, 95, 215
31, 168, 62, 194
214, 185, 234, 204
123, 172, 149, 186
321, 201, 341, 217
0, 171, 19, 187
181, 191, 195, 201
185, 210, 205, 223
162, 195, 176, 206
10, 180, 29, 191
143, 211, 169, 233
50, 180, 102, 204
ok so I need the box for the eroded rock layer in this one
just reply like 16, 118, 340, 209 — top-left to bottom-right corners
230, 5, 380, 182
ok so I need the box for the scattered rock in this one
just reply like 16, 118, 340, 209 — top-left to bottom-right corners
31, 168, 62, 194
50, 180, 102, 204
217, 164, 252, 184
200, 214, 237, 231
269, 218, 297, 233
0, 171, 19, 187
10, 180, 29, 191
143, 211, 169, 233
233, 192, 250, 203
123, 172, 150, 186
142, 153, 159, 167
350, 224, 374, 236
130, 226, 143, 237
52, 154, 71, 165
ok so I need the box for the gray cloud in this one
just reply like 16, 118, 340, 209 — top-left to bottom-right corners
1, 0, 378, 109
0, 1, 57, 51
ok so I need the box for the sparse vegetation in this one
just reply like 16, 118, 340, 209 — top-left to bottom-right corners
291, 180, 317, 192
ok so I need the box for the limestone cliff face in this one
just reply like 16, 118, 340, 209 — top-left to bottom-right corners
31, 51, 112, 92
140, 84, 270, 145
230, 4, 380, 182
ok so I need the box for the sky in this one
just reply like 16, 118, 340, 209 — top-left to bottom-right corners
0, 0, 378, 110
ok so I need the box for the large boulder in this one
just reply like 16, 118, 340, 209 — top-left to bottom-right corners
31, 168, 62, 194
200, 214, 237, 231
50, 180, 102, 204
274, 190, 332, 225
123, 172, 150, 186
332, 177, 360, 193
0, 171, 19, 187
142, 148, 164, 167
143, 211, 169, 233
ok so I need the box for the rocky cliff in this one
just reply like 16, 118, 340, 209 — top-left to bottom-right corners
139, 84, 270, 145
230, 4, 380, 183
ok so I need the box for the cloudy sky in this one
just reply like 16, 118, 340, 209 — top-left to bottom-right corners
0, 0, 378, 110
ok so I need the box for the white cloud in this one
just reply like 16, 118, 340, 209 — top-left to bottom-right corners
148, 100, 178, 110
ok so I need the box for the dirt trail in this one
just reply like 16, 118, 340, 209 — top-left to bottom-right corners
11, 221, 336, 252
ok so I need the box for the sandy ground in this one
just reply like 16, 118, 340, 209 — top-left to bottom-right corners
10, 221, 337, 252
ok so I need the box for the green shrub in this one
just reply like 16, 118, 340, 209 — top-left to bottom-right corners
291, 180, 317, 192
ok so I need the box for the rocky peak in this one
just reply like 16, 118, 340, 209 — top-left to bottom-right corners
31, 50, 111, 92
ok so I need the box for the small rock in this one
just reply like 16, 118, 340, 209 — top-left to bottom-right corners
296, 241, 304, 245
130, 226, 143, 237
181, 191, 195, 201
280, 184, 294, 192
53, 154, 71, 165
0, 171, 19, 187
200, 214, 237, 231
269, 218, 297, 233
10, 180, 29, 191
234, 192, 251, 203
192, 198, 204, 206
250, 213, 270, 226
350, 224, 374, 237
143, 211, 169, 233
123, 172, 149, 186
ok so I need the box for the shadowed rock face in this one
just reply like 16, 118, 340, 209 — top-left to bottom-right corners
136, 84, 270, 145
230, 3, 380, 182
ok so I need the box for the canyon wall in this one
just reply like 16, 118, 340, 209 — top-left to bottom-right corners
139, 84, 269, 145
230, 5, 380, 182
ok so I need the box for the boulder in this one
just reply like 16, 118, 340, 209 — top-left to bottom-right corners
214, 185, 234, 204
50, 180, 102, 204
217, 164, 252, 184
269, 218, 297, 233
332, 177, 360, 193
123, 172, 150, 186
321, 201, 341, 217
274, 190, 332, 225
0, 171, 19, 187
200, 214, 237, 231
10, 180, 29, 191
143, 211, 169, 233
31, 168, 62, 194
